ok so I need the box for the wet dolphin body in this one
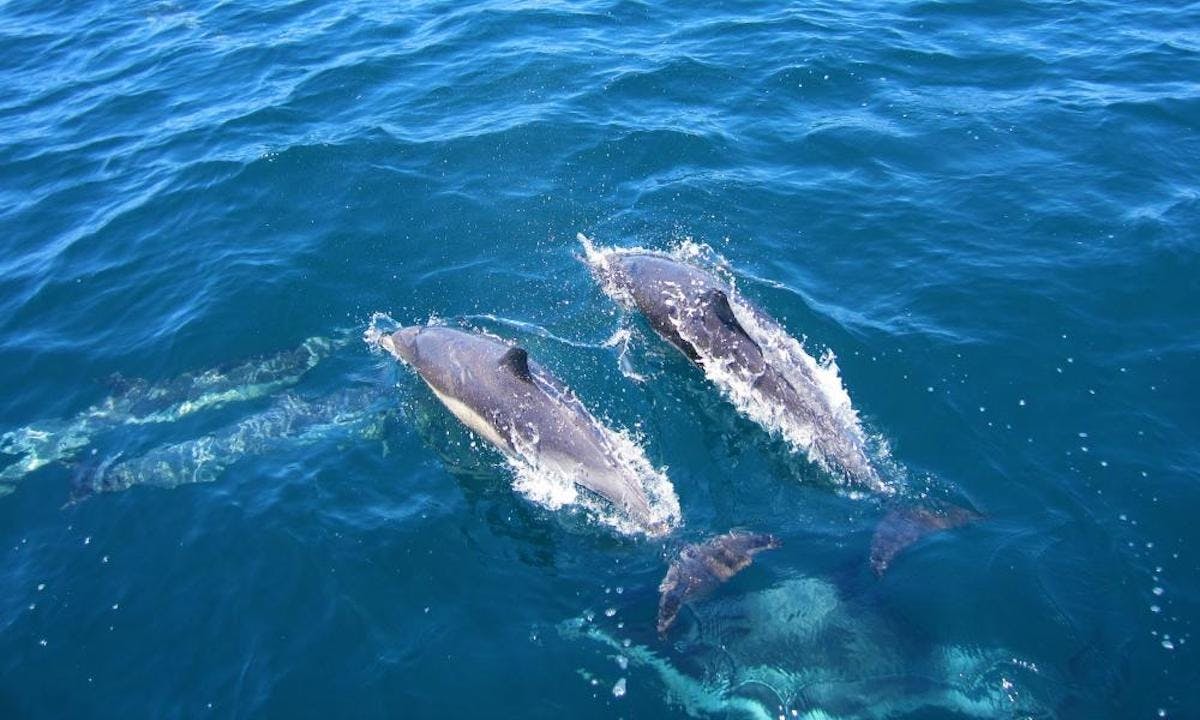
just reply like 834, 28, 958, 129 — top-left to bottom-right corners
583, 240, 980, 574
657, 531, 781, 636
378, 325, 676, 536
582, 239, 884, 492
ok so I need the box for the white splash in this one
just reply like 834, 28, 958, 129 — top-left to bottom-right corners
367, 312, 681, 537
579, 234, 892, 494
362, 311, 400, 350
602, 326, 648, 383
506, 419, 681, 538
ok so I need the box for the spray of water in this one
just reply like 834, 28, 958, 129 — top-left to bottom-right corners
580, 234, 894, 495
365, 313, 680, 537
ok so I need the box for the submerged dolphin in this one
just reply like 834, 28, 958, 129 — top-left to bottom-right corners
375, 325, 679, 536
70, 387, 392, 503
1, 334, 344, 494
581, 236, 885, 493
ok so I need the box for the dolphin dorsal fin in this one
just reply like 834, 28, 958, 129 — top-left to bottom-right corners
704, 289, 739, 327
702, 289, 761, 348
499, 346, 533, 383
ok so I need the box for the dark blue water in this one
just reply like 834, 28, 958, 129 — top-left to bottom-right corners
2, 0, 1197, 717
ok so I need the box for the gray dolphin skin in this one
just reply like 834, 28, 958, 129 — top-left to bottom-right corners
377, 325, 676, 536
657, 531, 781, 636
581, 237, 885, 492
868, 504, 979, 576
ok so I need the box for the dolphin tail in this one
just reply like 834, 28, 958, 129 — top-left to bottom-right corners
657, 531, 781, 637
868, 500, 980, 576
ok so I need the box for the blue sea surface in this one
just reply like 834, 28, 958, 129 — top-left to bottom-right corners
1, 0, 1197, 717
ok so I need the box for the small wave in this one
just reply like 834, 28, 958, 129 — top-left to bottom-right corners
460, 313, 605, 350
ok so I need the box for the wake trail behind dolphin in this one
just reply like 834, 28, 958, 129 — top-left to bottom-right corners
71, 386, 391, 501
1, 333, 350, 490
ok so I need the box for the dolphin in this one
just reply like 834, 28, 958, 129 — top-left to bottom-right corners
1, 333, 345, 492
581, 236, 886, 494
375, 325, 679, 537
657, 531, 780, 636
68, 387, 392, 503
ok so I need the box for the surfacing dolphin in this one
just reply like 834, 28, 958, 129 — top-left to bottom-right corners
580, 235, 886, 494
868, 503, 979, 576
373, 324, 680, 537
581, 237, 980, 573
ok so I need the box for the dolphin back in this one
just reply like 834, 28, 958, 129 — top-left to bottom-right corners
380, 325, 679, 536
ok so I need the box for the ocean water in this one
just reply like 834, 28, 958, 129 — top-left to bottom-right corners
1, 0, 1197, 717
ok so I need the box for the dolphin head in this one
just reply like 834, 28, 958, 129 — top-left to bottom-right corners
379, 326, 423, 366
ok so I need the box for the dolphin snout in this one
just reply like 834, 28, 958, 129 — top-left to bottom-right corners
381, 326, 421, 365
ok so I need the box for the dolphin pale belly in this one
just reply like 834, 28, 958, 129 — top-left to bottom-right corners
374, 325, 680, 537
581, 236, 887, 494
